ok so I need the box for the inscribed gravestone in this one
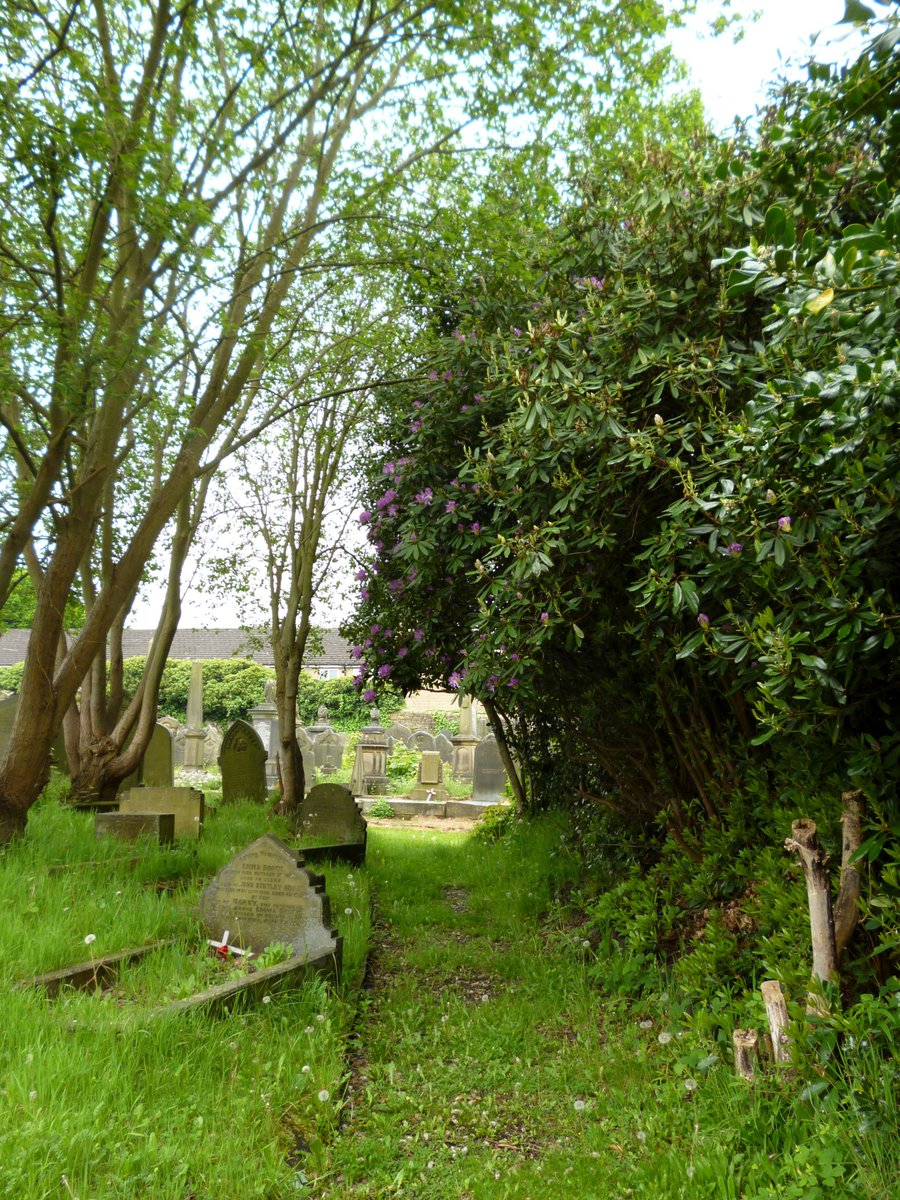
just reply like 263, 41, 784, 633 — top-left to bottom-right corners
411, 729, 436, 753
139, 721, 174, 787
219, 719, 267, 804
118, 785, 204, 839
199, 834, 341, 963
298, 783, 367, 845
183, 661, 205, 768
473, 734, 508, 803
314, 728, 343, 776
411, 750, 448, 802
385, 723, 413, 750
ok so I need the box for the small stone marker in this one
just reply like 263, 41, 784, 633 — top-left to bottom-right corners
411, 750, 448, 802
118, 786, 204, 839
313, 728, 343, 776
182, 662, 205, 768
140, 721, 174, 787
298, 783, 367, 845
95, 811, 175, 845
218, 719, 267, 804
199, 834, 341, 966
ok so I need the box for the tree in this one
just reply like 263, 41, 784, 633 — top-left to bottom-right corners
344, 22, 899, 843
0, 0, 690, 837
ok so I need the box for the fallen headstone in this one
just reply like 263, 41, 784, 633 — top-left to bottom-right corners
118, 786, 204, 839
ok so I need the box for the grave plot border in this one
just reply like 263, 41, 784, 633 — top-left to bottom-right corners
19, 939, 179, 998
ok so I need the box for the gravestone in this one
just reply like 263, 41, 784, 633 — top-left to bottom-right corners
298, 783, 367, 846
204, 723, 223, 764
473, 734, 508, 803
296, 727, 316, 796
249, 691, 278, 787
435, 732, 454, 765
411, 729, 436, 753
0, 692, 69, 776
411, 750, 448, 802
183, 662, 205, 768
350, 708, 389, 795
139, 721, 174, 787
385, 723, 413, 750
314, 728, 343, 776
451, 695, 480, 782
95, 811, 175, 846
199, 834, 342, 968
118, 785, 204, 839
219, 719, 267, 804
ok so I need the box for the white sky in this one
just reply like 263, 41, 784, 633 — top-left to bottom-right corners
130, 0, 875, 630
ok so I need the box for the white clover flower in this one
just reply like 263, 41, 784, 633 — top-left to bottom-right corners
301, 1065, 310, 1073
658, 1031, 673, 1045
317, 1089, 330, 1103
573, 1099, 587, 1112
684, 1078, 698, 1092
316, 1013, 325, 1022
639, 1019, 653, 1030
83, 934, 96, 946
582, 939, 591, 948
262, 995, 272, 1005
636, 1130, 647, 1144
344, 908, 353, 915
304, 1026, 313, 1034
29, 1090, 37, 1101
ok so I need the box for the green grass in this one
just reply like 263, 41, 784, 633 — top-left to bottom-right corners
1, 798, 896, 1199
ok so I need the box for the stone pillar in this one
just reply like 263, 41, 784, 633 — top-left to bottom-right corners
249, 698, 279, 789
451, 695, 479, 783
182, 661, 206, 769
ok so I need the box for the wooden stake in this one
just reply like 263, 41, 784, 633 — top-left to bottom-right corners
834, 790, 864, 959
785, 819, 837, 987
733, 1028, 758, 1080
761, 980, 791, 1064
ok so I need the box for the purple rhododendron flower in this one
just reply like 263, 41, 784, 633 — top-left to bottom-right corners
448, 671, 464, 689
412, 399, 423, 409
461, 404, 470, 412
388, 504, 398, 517
513, 327, 522, 337
410, 420, 423, 433
471, 522, 480, 534
388, 579, 403, 592
383, 461, 395, 474
360, 588, 369, 600
415, 487, 434, 505
697, 613, 710, 628
540, 611, 549, 622
508, 678, 518, 688
397, 646, 409, 658
413, 628, 424, 641
356, 568, 367, 581
351, 645, 363, 659
777, 516, 792, 532
371, 624, 381, 633
363, 689, 377, 702
726, 542, 743, 556
377, 664, 393, 679
428, 370, 439, 381
445, 499, 457, 513
363, 637, 372, 648
441, 369, 453, 381
359, 510, 371, 524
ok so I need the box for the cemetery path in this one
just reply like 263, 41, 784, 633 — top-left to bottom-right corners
309, 826, 650, 1200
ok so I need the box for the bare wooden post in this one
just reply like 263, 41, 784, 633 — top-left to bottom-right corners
834, 790, 864, 958
785, 819, 837, 987
761, 980, 791, 1063
733, 1028, 758, 1080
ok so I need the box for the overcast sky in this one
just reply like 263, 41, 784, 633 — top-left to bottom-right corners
131, 0, 876, 630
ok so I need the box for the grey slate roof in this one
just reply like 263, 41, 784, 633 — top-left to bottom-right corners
0, 628, 353, 669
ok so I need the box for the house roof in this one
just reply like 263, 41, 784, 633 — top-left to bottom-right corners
0, 628, 354, 669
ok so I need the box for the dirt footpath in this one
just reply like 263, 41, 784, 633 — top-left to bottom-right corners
364, 815, 475, 832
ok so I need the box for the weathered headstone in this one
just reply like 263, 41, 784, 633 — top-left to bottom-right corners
296, 727, 316, 796
435, 732, 454, 765
118, 786, 204, 839
411, 750, 448, 802
199, 834, 342, 968
219, 719, 267, 804
411, 729, 436, 753
203, 723, 223, 764
451, 695, 480, 782
249, 690, 278, 788
0, 692, 68, 776
314, 728, 343, 776
95, 811, 175, 845
298, 783, 367, 846
183, 662, 205, 768
385, 722, 413, 750
139, 721, 174, 787
473, 734, 508, 803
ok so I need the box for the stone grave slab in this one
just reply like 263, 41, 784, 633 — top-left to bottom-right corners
140, 721, 174, 787
219, 719, 267, 803
118, 786, 204, 839
473, 734, 509, 803
411, 749, 448, 802
95, 811, 175, 845
199, 834, 341, 966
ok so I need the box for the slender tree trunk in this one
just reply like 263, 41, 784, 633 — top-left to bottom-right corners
482, 697, 527, 809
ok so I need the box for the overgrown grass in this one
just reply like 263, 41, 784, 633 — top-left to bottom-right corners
310, 816, 898, 1200
0, 794, 371, 1199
